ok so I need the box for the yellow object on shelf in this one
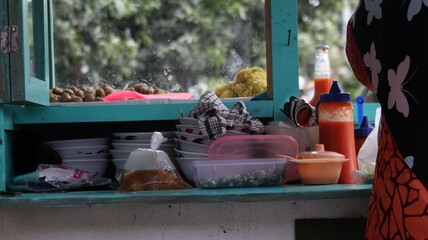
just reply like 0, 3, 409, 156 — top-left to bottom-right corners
215, 67, 267, 98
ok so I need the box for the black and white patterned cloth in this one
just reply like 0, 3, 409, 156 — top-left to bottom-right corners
188, 91, 265, 139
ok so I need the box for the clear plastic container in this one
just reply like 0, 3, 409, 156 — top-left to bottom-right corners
208, 135, 299, 160
192, 158, 288, 188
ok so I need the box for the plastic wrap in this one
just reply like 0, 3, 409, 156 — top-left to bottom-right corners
12, 164, 111, 191
116, 132, 192, 193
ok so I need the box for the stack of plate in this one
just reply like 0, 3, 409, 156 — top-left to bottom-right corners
44, 137, 111, 177
110, 131, 176, 170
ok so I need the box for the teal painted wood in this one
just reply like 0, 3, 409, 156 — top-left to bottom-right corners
353, 103, 380, 124
270, 0, 299, 121
47, 0, 54, 89
0, 106, 13, 191
0, 0, 10, 103
0, 184, 372, 208
0, 108, 6, 190
9, 0, 49, 105
10, 100, 273, 124
32, 0, 49, 84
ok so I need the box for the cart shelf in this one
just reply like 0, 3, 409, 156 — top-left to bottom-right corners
0, 184, 371, 208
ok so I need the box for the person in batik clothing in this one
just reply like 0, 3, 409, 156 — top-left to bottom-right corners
346, 1, 428, 239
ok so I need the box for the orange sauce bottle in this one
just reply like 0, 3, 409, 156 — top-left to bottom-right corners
318, 81, 358, 184
309, 45, 333, 107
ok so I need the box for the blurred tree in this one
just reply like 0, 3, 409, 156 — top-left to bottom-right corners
53, 0, 364, 98
298, 0, 364, 99
53, 0, 265, 97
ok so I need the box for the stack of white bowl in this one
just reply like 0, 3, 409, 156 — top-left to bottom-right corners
44, 137, 111, 177
109, 131, 176, 171
174, 117, 211, 184
174, 117, 252, 184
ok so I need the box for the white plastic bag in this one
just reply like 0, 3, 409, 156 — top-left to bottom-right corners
117, 132, 192, 193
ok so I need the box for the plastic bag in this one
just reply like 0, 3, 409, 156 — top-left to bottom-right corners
352, 107, 381, 184
116, 132, 192, 193
13, 164, 112, 191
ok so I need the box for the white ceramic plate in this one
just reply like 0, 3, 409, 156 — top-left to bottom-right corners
111, 158, 127, 170
112, 142, 176, 151
111, 139, 151, 144
174, 148, 209, 158
61, 159, 110, 177
174, 131, 212, 145
45, 138, 110, 148
53, 145, 110, 157
61, 153, 110, 160
109, 149, 132, 159
175, 125, 202, 135
178, 117, 199, 125
174, 138, 210, 153
110, 148, 177, 159
112, 131, 175, 140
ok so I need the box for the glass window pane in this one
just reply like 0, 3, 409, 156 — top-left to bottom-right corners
52, 0, 265, 97
28, 0, 36, 78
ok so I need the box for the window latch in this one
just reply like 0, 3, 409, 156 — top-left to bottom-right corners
0, 25, 18, 54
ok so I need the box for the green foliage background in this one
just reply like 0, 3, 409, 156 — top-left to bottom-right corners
53, 0, 363, 98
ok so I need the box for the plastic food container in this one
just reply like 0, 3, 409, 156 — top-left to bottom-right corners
192, 158, 288, 188
290, 144, 349, 185
208, 135, 299, 160
175, 157, 206, 184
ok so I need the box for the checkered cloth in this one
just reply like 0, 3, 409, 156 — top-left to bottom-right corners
188, 91, 265, 139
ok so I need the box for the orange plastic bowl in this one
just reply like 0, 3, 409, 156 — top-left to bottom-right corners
289, 158, 349, 185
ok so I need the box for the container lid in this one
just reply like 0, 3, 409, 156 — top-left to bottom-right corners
289, 158, 349, 164
295, 144, 345, 159
208, 135, 299, 160
319, 81, 350, 102
354, 116, 374, 137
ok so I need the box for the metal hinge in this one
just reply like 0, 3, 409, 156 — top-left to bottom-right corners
0, 25, 18, 54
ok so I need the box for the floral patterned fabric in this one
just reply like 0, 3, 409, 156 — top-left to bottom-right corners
346, 1, 428, 239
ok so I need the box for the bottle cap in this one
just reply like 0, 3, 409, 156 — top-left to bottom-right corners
354, 116, 374, 137
315, 45, 329, 51
319, 81, 350, 102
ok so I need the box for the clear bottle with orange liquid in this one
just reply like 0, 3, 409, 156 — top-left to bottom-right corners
309, 45, 333, 107
318, 81, 358, 184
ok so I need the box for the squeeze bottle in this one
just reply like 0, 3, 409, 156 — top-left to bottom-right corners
309, 45, 333, 107
318, 81, 358, 184
354, 116, 374, 155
